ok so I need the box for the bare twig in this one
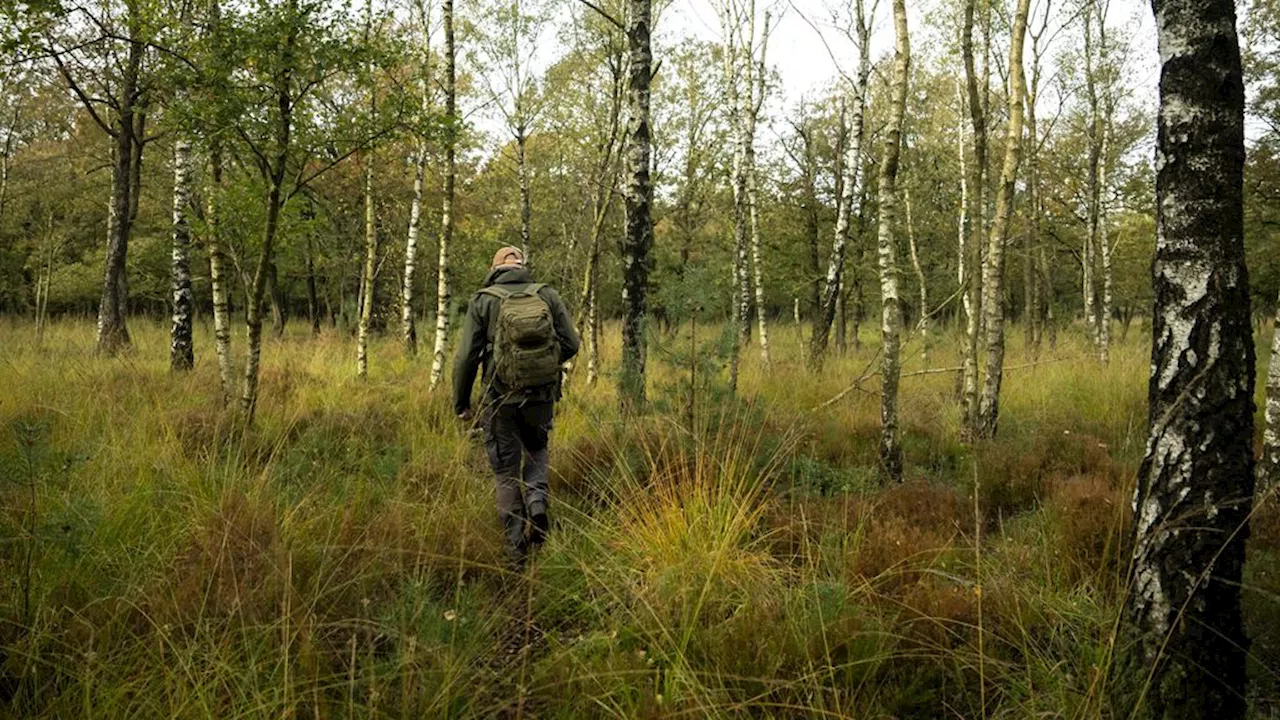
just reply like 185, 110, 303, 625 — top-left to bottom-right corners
575, 0, 624, 30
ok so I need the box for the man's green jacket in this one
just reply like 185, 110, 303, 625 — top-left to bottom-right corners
452, 266, 580, 415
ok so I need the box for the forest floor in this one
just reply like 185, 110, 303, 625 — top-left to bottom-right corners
1, 318, 1278, 718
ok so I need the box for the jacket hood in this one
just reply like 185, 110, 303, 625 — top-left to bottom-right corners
483, 266, 535, 287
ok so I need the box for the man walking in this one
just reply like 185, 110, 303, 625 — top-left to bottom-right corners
454, 246, 580, 567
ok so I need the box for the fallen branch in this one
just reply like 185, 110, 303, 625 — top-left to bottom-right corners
812, 354, 1079, 411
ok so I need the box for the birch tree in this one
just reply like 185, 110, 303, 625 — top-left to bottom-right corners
1080, 0, 1120, 362
477, 0, 552, 266
904, 187, 928, 367
356, 0, 380, 380
21, 0, 153, 353
1095, 0, 1116, 364
557, 14, 625, 387
169, 138, 194, 372
741, 7, 773, 368
356, 152, 378, 378
1123, 1, 1255, 715
1023, 0, 1054, 352
723, 0, 750, 392
959, 0, 990, 431
619, 0, 654, 410
428, 0, 457, 391
876, 0, 909, 482
207, 145, 233, 401
787, 108, 823, 326
232, 0, 389, 417
203, 0, 235, 401
401, 0, 431, 355
809, 0, 872, 370
976, 0, 1031, 438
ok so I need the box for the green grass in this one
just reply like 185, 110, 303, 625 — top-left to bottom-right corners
0, 316, 1277, 717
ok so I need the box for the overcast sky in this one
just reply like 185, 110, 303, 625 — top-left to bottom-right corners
470, 0, 1164, 155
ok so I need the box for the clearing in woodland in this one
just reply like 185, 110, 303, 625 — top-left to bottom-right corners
2, 320, 1279, 717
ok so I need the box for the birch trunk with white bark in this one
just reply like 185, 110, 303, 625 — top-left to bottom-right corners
876, 0, 909, 482
905, 187, 928, 367
745, 11, 772, 369
356, 157, 377, 379
519, 131, 531, 265
619, 0, 654, 410
1124, 2, 1253, 714
1264, 299, 1280, 490
170, 138, 194, 372
1098, 121, 1113, 364
402, 11, 430, 356
960, 0, 988, 433
207, 147, 234, 403
429, 0, 456, 391
976, 0, 1030, 438
809, 0, 869, 370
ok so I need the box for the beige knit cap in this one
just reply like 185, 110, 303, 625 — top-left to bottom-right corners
491, 246, 524, 269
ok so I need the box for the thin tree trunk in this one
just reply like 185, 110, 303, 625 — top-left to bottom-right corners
1264, 296, 1280, 490
960, 0, 988, 433
976, 0, 1030, 439
305, 230, 320, 336
800, 121, 822, 327
207, 146, 234, 403
35, 212, 52, 341
0, 105, 16, 226
357, 156, 377, 379
518, 130, 532, 265
836, 276, 848, 353
619, 0, 654, 410
1024, 31, 1044, 352
956, 77, 968, 325
876, 0, 909, 482
747, 161, 770, 367
1124, 2, 1253, 715
725, 4, 748, 392
1023, 155, 1037, 348
402, 19, 430, 355
1045, 248, 1057, 350
240, 7, 297, 420
242, 169, 286, 419
267, 261, 286, 338
119, 109, 144, 323
1098, 121, 1113, 363
586, 277, 600, 384
170, 138, 194, 371
1083, 9, 1100, 344
96, 37, 140, 355
745, 11, 772, 369
810, 0, 869, 370
402, 139, 425, 353
905, 187, 928, 367
429, 0, 456, 391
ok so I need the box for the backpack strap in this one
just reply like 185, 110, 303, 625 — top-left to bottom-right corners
478, 285, 514, 300
479, 283, 543, 299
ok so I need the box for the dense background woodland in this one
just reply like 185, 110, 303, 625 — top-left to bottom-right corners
2, 0, 1280, 716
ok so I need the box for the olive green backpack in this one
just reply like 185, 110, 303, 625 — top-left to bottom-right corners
479, 283, 561, 391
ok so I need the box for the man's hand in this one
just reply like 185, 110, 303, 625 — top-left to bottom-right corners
458, 408, 475, 423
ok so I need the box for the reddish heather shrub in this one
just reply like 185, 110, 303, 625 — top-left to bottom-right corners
163, 490, 288, 626
976, 432, 1119, 521
1042, 474, 1130, 585
898, 575, 979, 647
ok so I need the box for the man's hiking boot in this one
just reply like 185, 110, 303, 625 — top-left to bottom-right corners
529, 510, 549, 547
